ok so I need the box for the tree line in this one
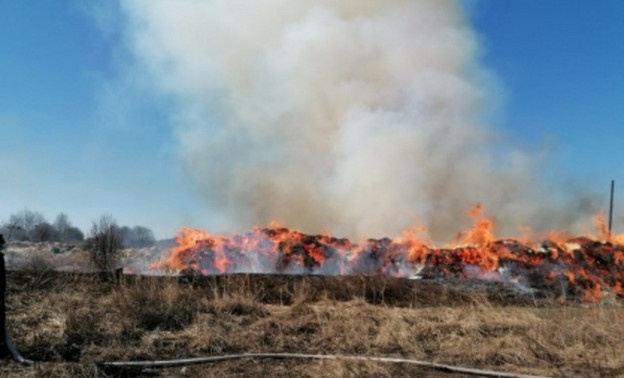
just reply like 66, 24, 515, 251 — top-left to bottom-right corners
0, 209, 156, 248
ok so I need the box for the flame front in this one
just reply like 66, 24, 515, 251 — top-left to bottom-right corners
155, 204, 624, 302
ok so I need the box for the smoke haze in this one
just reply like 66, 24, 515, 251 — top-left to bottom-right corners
118, 0, 585, 240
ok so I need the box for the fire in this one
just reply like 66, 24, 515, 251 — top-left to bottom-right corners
393, 225, 431, 263
594, 212, 624, 245
155, 204, 624, 302
456, 203, 496, 245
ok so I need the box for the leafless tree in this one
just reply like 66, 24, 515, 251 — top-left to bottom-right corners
87, 215, 123, 273
64, 226, 84, 242
53, 213, 70, 240
6, 209, 46, 241
53, 213, 84, 241
132, 226, 156, 247
120, 225, 156, 248
31, 222, 58, 242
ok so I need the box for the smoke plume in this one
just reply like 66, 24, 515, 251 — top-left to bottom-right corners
118, 0, 559, 240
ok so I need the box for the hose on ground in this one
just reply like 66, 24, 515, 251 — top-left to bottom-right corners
98, 352, 549, 378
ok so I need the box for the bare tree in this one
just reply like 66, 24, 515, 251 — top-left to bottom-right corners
31, 222, 58, 242
53, 213, 70, 240
87, 215, 123, 273
119, 226, 132, 247
64, 226, 84, 242
6, 209, 46, 241
132, 226, 156, 248
53, 213, 83, 241
0, 223, 12, 240
10, 209, 46, 233
120, 225, 156, 248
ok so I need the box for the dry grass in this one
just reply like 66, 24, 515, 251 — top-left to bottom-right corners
1, 272, 623, 377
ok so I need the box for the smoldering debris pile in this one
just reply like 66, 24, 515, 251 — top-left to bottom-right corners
157, 227, 624, 302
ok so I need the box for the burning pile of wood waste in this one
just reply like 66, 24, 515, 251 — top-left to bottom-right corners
155, 204, 623, 302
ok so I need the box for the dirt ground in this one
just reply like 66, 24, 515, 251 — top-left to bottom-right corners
0, 270, 622, 377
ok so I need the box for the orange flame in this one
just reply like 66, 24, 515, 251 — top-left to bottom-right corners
154, 203, 624, 302
393, 225, 431, 264
593, 212, 624, 244
457, 202, 496, 245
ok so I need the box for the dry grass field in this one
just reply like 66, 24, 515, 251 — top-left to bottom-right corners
0, 269, 622, 377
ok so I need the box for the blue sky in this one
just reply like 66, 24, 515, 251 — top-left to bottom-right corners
471, 1, 624, 180
0, 1, 622, 238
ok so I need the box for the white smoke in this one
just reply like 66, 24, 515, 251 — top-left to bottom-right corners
116, 0, 568, 240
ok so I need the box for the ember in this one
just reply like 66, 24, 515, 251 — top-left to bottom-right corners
155, 204, 624, 302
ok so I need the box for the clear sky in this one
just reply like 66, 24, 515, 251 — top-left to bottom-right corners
0, 1, 623, 238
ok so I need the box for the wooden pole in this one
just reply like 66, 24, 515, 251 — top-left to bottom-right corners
609, 180, 615, 238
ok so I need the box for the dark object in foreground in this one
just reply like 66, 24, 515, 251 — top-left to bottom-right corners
0, 234, 30, 363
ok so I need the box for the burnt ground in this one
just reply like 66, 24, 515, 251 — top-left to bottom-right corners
0, 271, 623, 377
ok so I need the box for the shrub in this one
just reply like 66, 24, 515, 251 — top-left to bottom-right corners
115, 279, 199, 331
86, 215, 123, 273
32, 222, 59, 242
120, 225, 156, 248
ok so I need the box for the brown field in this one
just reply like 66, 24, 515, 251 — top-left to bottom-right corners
0, 270, 623, 377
